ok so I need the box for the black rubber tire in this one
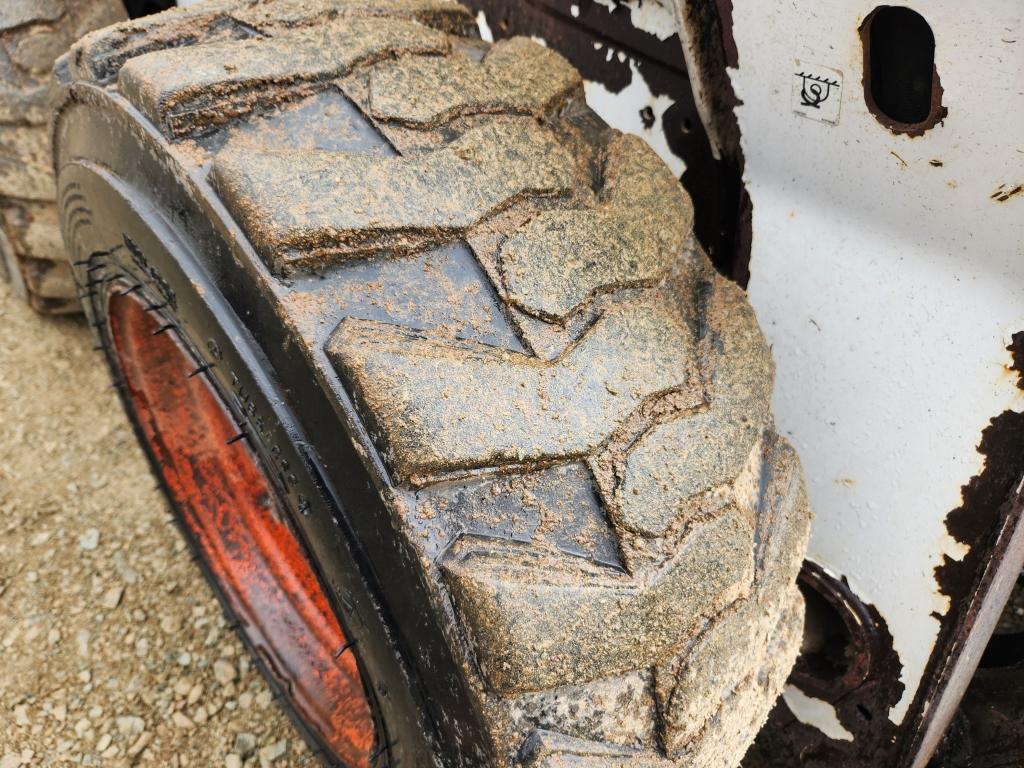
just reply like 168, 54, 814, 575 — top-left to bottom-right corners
0, 0, 126, 313
52, 2, 812, 766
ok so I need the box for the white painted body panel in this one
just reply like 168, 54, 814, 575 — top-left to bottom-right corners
726, 1, 1024, 725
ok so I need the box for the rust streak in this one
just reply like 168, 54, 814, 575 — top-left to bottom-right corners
991, 184, 1023, 203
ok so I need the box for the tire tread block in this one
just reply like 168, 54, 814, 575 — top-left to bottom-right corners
328, 300, 700, 481
211, 119, 576, 274
521, 730, 668, 767
0, 0, 125, 314
505, 669, 658, 751
232, 0, 475, 34
0, 0, 64, 32
440, 507, 754, 694
671, 592, 803, 768
68, 0, 251, 83
68, 0, 474, 84
611, 275, 774, 538
0, 125, 53, 200
119, 17, 450, 138
499, 133, 692, 322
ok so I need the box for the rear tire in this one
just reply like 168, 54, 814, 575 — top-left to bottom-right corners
0, 0, 126, 313
53, 2, 812, 765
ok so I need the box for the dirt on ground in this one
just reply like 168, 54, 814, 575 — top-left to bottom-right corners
0, 281, 312, 768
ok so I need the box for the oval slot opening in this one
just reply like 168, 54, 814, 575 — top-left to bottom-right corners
862, 6, 945, 133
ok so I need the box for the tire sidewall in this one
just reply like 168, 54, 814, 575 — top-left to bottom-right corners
56, 117, 436, 768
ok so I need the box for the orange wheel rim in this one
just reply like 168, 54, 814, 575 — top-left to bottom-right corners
108, 291, 376, 767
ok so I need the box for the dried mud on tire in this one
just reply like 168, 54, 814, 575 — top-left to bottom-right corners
52, 1, 813, 765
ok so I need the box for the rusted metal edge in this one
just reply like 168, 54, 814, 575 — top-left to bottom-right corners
903, 336, 1024, 766
1008, 332, 1024, 391
906, 473, 1024, 767
669, 0, 741, 161
791, 563, 892, 700
669, 0, 751, 284
904, 331, 1024, 766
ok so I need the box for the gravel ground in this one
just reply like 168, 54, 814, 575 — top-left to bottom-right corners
0, 281, 314, 767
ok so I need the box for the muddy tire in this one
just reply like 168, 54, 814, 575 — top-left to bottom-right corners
0, 0, 126, 313
53, 2, 811, 765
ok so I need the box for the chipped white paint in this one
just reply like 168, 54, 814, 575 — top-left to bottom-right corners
728, 0, 1024, 728
475, 9, 494, 43
592, 0, 679, 42
584, 47, 685, 178
783, 686, 855, 742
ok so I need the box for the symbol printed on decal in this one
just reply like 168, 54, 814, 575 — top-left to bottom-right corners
796, 72, 838, 108
792, 61, 843, 125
